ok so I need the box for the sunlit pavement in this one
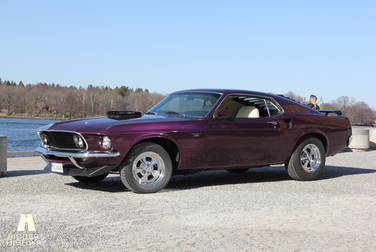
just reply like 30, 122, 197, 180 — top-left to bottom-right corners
1, 150, 375, 251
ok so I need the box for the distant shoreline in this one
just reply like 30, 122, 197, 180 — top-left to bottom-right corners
0, 116, 67, 120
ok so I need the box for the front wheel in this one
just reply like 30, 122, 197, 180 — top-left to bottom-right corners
120, 143, 172, 193
286, 138, 325, 181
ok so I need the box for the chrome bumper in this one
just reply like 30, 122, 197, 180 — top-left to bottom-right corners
35, 147, 121, 159
347, 136, 353, 147
35, 147, 121, 170
42, 162, 117, 177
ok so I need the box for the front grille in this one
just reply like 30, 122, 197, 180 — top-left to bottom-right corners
42, 131, 84, 150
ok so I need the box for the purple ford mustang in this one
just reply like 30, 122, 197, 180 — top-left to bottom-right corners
36, 89, 352, 193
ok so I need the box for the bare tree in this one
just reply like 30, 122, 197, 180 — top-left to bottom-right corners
25, 88, 41, 117
88, 88, 98, 117
331, 96, 355, 117
347, 101, 373, 124
149, 92, 166, 107
284, 91, 304, 103
4, 79, 374, 123
9, 85, 25, 114
80, 89, 87, 118
0, 85, 19, 115
65, 88, 78, 118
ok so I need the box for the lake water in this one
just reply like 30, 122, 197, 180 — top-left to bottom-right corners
0, 117, 60, 152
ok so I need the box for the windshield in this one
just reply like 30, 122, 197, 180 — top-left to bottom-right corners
147, 92, 221, 117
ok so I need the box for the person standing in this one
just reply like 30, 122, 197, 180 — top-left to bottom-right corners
307, 95, 319, 110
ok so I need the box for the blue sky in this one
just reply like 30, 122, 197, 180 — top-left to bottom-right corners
1, 0, 375, 108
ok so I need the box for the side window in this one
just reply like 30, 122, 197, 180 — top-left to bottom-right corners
216, 95, 275, 118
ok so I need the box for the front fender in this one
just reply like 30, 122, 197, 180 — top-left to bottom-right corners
130, 132, 181, 151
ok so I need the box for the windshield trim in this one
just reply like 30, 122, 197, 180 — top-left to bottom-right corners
147, 91, 224, 118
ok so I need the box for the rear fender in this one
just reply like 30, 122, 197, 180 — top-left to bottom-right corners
293, 129, 329, 154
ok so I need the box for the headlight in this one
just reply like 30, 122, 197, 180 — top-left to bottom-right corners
73, 135, 85, 149
102, 136, 111, 150
40, 133, 48, 146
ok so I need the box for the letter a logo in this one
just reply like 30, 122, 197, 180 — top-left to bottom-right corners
17, 214, 36, 232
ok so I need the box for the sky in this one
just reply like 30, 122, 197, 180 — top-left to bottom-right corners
1, 0, 375, 108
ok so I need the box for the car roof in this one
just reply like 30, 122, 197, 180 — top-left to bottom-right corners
171, 88, 320, 113
172, 88, 276, 97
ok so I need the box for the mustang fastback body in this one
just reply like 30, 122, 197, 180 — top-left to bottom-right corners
36, 89, 352, 193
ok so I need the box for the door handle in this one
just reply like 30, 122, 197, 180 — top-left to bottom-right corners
267, 121, 278, 127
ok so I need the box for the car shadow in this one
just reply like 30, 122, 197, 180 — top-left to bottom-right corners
321, 165, 376, 180
342, 147, 376, 152
166, 166, 289, 191
65, 176, 129, 193
64, 164, 376, 193
165, 164, 376, 191
2, 170, 48, 177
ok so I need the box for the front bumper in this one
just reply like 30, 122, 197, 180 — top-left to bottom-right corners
35, 147, 121, 159
35, 147, 121, 177
42, 162, 117, 177
347, 136, 353, 147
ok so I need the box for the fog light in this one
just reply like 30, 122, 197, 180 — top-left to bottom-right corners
102, 136, 111, 150
73, 135, 85, 149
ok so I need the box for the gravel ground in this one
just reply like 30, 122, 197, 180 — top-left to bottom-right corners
1, 149, 375, 251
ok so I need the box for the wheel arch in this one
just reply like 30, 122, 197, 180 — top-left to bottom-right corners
294, 132, 328, 155
285, 130, 328, 166
125, 135, 180, 172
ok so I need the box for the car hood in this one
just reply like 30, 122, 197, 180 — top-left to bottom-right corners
41, 115, 206, 135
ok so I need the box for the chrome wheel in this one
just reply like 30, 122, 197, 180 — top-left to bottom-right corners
120, 143, 172, 193
132, 151, 166, 186
286, 138, 326, 181
300, 144, 321, 173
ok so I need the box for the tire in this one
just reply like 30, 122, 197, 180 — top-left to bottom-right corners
226, 168, 250, 173
286, 138, 325, 181
72, 173, 109, 183
120, 143, 172, 193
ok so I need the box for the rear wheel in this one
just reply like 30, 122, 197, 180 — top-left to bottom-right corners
286, 138, 325, 181
72, 173, 109, 183
120, 143, 172, 193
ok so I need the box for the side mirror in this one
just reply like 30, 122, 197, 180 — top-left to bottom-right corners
212, 109, 228, 120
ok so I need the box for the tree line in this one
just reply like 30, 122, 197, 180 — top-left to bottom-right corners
1, 78, 375, 125
0, 79, 166, 119
285, 91, 376, 125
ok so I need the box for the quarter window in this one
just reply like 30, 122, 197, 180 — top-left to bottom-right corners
265, 100, 282, 117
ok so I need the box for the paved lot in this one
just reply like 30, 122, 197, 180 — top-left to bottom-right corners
1, 150, 375, 251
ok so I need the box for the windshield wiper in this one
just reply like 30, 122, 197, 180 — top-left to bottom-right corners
145, 112, 158, 115
165, 111, 186, 117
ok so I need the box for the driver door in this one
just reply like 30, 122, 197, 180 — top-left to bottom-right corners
205, 95, 281, 168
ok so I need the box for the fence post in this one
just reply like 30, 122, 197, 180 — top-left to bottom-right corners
0, 135, 7, 177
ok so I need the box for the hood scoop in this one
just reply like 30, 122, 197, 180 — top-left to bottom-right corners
107, 110, 142, 120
